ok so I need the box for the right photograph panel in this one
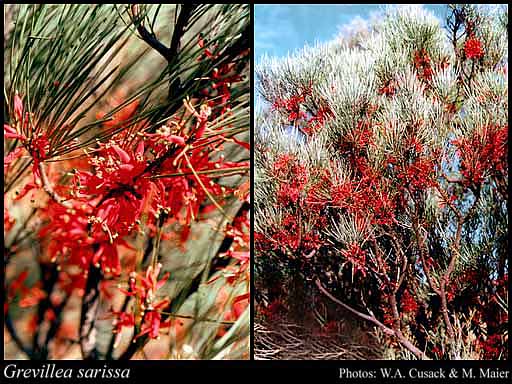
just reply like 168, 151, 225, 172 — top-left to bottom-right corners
254, 4, 508, 360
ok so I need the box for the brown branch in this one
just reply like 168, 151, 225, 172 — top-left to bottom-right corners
370, 235, 390, 283
415, 223, 441, 295
169, 4, 196, 62
38, 162, 72, 208
5, 312, 33, 358
32, 262, 59, 359
315, 279, 429, 360
315, 279, 393, 335
79, 264, 102, 360
435, 185, 463, 221
438, 184, 481, 345
387, 292, 426, 359
385, 229, 408, 293
131, 5, 171, 61
438, 186, 481, 344
106, 295, 131, 360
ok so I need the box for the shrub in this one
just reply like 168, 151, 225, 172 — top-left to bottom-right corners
255, 4, 508, 360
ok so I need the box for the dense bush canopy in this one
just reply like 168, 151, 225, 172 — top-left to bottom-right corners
255, 4, 508, 360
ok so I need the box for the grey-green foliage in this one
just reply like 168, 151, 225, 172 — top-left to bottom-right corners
255, 5, 455, 239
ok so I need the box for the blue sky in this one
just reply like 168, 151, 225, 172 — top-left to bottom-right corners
255, 4, 449, 63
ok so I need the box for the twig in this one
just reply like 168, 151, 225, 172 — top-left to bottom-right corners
79, 264, 102, 360
315, 279, 430, 360
159, 311, 236, 326
32, 263, 59, 359
5, 312, 34, 358
131, 5, 171, 60
106, 295, 131, 360
38, 162, 72, 208
168, 4, 196, 62
183, 152, 232, 221
315, 279, 393, 335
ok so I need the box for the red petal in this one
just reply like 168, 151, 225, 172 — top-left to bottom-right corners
167, 135, 186, 146
14, 94, 23, 121
118, 163, 134, 172
232, 137, 250, 150
118, 288, 135, 297
112, 145, 131, 163
14, 181, 38, 201
135, 140, 145, 158
4, 124, 25, 140
4, 146, 26, 166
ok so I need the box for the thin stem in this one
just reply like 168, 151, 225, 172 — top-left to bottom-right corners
160, 311, 235, 326
149, 165, 249, 179
38, 161, 72, 208
183, 152, 231, 221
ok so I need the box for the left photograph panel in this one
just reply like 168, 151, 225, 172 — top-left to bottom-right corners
4, 4, 250, 360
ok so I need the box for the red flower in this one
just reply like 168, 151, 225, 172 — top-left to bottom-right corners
120, 264, 170, 306
96, 97, 139, 128
302, 105, 332, 135
38, 201, 92, 268
118, 264, 171, 340
4, 207, 15, 233
378, 80, 396, 97
138, 302, 171, 339
4, 124, 26, 140
479, 334, 504, 359
341, 242, 367, 277
452, 124, 507, 186
145, 124, 187, 147
13, 94, 24, 121
272, 87, 311, 122
4, 97, 51, 184
413, 49, 433, 82
19, 286, 47, 308
431, 346, 443, 358
76, 140, 154, 238
464, 37, 484, 60
400, 289, 419, 314
7, 270, 30, 302
6, 270, 46, 313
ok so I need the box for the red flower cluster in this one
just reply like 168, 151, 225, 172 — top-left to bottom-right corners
4, 206, 15, 233
413, 49, 433, 82
329, 168, 397, 227
118, 264, 171, 340
272, 90, 309, 121
378, 79, 396, 97
400, 289, 419, 315
257, 299, 286, 320
464, 37, 484, 60
479, 334, 504, 359
5, 270, 47, 315
301, 105, 333, 136
4, 95, 51, 185
272, 85, 333, 136
341, 242, 367, 277
452, 124, 508, 187
272, 154, 309, 206
397, 156, 437, 193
